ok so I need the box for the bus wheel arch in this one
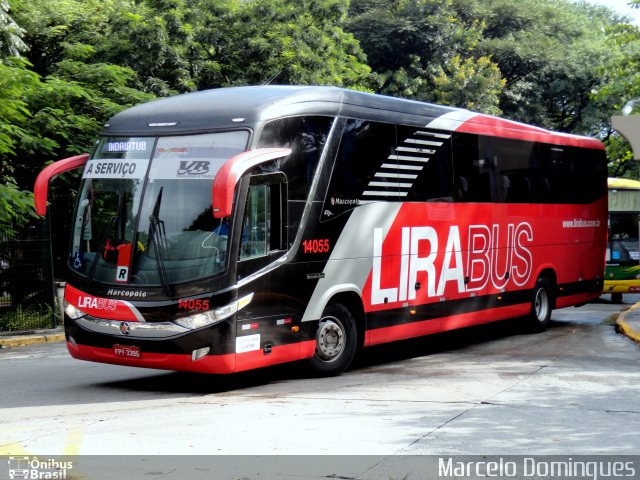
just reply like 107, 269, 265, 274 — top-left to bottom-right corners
308, 293, 364, 376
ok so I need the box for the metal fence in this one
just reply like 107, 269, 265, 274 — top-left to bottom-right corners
0, 217, 56, 332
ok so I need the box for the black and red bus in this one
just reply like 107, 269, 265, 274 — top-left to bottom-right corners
35, 86, 607, 375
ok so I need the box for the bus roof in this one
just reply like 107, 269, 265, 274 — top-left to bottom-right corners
102, 86, 604, 150
102, 86, 456, 135
608, 177, 640, 190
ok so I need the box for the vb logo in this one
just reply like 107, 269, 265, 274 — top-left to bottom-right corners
177, 160, 210, 176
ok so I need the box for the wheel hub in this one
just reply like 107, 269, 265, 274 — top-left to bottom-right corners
316, 317, 345, 361
535, 288, 549, 321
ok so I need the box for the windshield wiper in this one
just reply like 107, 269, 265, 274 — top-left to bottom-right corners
148, 187, 174, 296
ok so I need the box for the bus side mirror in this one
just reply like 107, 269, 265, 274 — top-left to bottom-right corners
34, 153, 90, 216
211, 148, 291, 219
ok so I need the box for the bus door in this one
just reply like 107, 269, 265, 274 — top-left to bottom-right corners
234, 172, 297, 370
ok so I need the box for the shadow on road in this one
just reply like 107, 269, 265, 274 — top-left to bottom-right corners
95, 315, 569, 396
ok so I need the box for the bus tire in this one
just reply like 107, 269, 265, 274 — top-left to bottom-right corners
611, 293, 623, 304
527, 276, 553, 332
309, 302, 357, 376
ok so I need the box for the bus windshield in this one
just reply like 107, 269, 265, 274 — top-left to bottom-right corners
70, 131, 249, 286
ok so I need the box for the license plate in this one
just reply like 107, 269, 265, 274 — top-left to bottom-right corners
113, 344, 142, 359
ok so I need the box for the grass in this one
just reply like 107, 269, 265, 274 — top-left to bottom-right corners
0, 303, 54, 332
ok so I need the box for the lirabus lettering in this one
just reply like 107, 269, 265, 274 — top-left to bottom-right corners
371, 222, 533, 305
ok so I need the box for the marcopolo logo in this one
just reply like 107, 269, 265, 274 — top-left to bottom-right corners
7, 457, 73, 480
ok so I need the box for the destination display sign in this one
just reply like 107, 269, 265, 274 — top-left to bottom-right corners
82, 158, 150, 179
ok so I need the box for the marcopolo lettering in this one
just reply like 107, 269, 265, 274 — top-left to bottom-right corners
107, 288, 147, 298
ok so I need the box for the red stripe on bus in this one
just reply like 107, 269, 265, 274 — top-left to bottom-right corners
67, 340, 316, 374
67, 342, 237, 373
65, 284, 143, 322
234, 341, 316, 372
456, 114, 605, 150
365, 303, 531, 346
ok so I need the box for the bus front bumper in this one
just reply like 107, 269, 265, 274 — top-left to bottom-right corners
64, 314, 238, 374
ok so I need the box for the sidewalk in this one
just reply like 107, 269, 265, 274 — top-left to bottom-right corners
0, 327, 65, 349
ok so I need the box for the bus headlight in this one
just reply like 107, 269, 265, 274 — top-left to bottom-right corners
64, 300, 87, 319
172, 293, 254, 330
173, 311, 219, 330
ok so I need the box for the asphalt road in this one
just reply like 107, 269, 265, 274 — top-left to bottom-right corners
1, 296, 639, 463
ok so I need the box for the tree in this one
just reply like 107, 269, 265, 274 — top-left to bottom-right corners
348, 0, 627, 135
91, 0, 197, 96
0, 1, 40, 223
346, 0, 505, 112
0, 0, 26, 57
452, 0, 621, 134
7, 0, 154, 188
188, 0, 372, 89
592, 20, 640, 177
82, 0, 372, 93
431, 55, 505, 115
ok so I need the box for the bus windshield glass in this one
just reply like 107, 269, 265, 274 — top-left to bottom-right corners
70, 131, 249, 286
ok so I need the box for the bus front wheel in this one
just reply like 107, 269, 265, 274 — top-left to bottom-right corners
309, 303, 357, 376
528, 276, 553, 332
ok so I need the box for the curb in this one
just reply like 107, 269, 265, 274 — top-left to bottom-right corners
615, 301, 640, 344
0, 331, 65, 349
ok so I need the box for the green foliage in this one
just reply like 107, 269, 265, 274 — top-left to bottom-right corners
347, 0, 500, 107
592, 18, 640, 173
595, 23, 640, 114
0, 58, 47, 223
472, 0, 620, 133
74, 0, 373, 93
431, 55, 505, 115
348, 0, 630, 136
2, 0, 154, 213
0, 302, 53, 331
91, 0, 197, 95
0, 0, 26, 56
192, 0, 371, 89
606, 134, 638, 179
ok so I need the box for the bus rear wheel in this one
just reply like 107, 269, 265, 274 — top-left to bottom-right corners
309, 302, 357, 376
528, 276, 553, 332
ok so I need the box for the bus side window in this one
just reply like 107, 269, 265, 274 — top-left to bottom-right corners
322, 119, 398, 218
396, 125, 453, 202
239, 173, 287, 261
257, 116, 333, 201
452, 133, 494, 203
258, 116, 332, 238
240, 184, 269, 260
